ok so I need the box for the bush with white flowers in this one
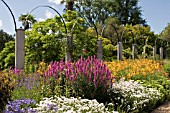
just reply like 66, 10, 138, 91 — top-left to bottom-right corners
33, 96, 118, 113
109, 78, 161, 112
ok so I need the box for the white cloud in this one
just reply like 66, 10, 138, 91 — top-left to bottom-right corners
38, 18, 45, 22
6, 31, 12, 35
0, 20, 3, 28
48, 0, 62, 5
45, 10, 55, 19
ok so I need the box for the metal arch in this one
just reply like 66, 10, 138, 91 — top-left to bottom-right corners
161, 39, 167, 47
155, 38, 162, 47
109, 24, 119, 41
120, 29, 126, 42
29, 5, 67, 34
101, 24, 127, 42
1, 0, 17, 31
91, 21, 99, 39
76, 12, 99, 40
101, 24, 120, 42
130, 30, 135, 44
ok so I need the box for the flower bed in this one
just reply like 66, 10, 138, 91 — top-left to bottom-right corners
1, 58, 170, 113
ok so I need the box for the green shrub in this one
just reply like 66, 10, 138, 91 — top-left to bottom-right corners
164, 60, 170, 78
0, 71, 16, 112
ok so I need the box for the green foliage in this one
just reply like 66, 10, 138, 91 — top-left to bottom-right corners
0, 71, 16, 112
25, 18, 66, 64
4, 53, 15, 68
72, 28, 97, 60
0, 41, 15, 70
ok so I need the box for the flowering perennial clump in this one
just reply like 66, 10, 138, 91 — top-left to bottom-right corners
43, 56, 113, 102
44, 56, 112, 86
0, 71, 16, 112
109, 78, 161, 112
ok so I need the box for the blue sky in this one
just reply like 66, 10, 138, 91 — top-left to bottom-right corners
0, 0, 170, 35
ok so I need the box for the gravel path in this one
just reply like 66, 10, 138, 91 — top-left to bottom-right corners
151, 101, 170, 113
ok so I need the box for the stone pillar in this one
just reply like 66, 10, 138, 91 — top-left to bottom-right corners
65, 35, 72, 61
165, 48, 168, 59
132, 43, 137, 59
97, 39, 102, 60
117, 42, 122, 60
15, 28, 25, 69
159, 47, 163, 59
153, 46, 156, 59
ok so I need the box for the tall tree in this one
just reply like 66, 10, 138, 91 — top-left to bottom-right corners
63, 0, 147, 26
61, 0, 75, 10
75, 0, 112, 25
113, 0, 147, 26
0, 30, 14, 52
160, 23, 170, 41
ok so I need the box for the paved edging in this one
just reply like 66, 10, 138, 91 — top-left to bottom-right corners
151, 101, 170, 113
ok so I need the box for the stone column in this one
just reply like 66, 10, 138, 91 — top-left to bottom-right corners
159, 47, 163, 59
65, 35, 72, 61
97, 39, 102, 60
165, 48, 168, 59
15, 28, 25, 69
153, 46, 156, 59
132, 43, 137, 59
117, 42, 122, 60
